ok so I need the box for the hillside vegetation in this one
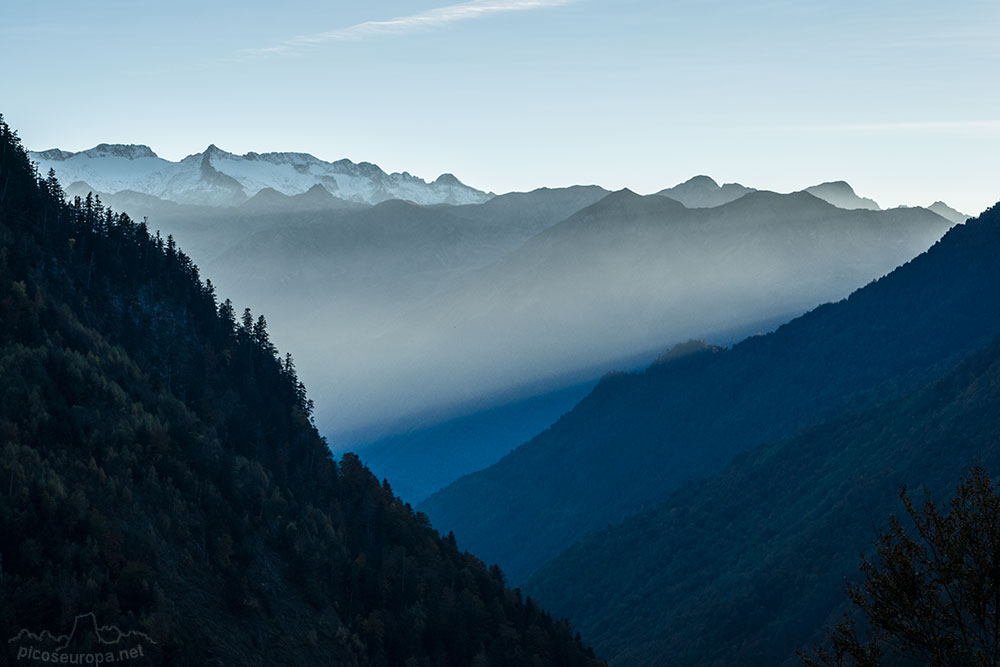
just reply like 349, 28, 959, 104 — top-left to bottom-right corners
0, 116, 603, 667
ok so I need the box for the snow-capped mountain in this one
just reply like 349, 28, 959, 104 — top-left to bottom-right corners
29, 143, 493, 207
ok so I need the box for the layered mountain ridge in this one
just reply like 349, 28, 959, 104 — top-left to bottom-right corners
32, 141, 971, 516
420, 195, 999, 584
32, 144, 969, 217
804, 180, 881, 210
655, 175, 756, 207
351, 188, 954, 501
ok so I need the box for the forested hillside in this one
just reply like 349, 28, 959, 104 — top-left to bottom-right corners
529, 286, 1000, 666
0, 116, 603, 667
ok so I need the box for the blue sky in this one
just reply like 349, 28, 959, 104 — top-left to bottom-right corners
3, 0, 998, 212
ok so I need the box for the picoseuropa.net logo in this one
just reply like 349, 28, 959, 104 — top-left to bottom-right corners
8, 612, 155, 664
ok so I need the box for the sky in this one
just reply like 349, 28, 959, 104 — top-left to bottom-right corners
2, 0, 999, 213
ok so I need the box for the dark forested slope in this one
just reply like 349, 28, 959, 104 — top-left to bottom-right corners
0, 116, 603, 667
422, 199, 1000, 584
529, 290, 1000, 667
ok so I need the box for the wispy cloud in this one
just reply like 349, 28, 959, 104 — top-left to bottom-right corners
810, 120, 1000, 134
242, 0, 579, 58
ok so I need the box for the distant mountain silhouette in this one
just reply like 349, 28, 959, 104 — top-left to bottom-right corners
928, 199, 970, 223
805, 180, 881, 210
366, 188, 951, 459
655, 175, 755, 207
657, 176, 897, 213
240, 183, 357, 215
63, 168, 962, 473
449, 185, 611, 238
240, 186, 288, 209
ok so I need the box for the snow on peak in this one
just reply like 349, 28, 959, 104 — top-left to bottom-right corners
29, 142, 493, 207
79, 144, 158, 160
34, 148, 75, 161
201, 144, 241, 161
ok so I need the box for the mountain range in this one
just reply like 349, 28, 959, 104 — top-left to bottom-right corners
656, 174, 968, 220
95, 178, 959, 505
30, 143, 493, 207
420, 194, 999, 585
30, 143, 968, 508
354, 188, 953, 499
32, 144, 969, 222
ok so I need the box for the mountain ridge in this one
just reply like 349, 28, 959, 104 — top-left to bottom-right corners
528, 262, 1000, 665
804, 180, 881, 210
655, 175, 756, 207
29, 143, 493, 207
928, 199, 970, 223
36, 148, 971, 222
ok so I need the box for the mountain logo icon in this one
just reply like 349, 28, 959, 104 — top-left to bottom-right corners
8, 612, 155, 664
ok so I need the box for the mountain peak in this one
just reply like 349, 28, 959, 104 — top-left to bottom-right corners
33, 148, 75, 161
303, 183, 332, 196
657, 175, 755, 208
804, 181, 880, 210
600, 187, 643, 203
79, 144, 158, 160
682, 175, 721, 188
64, 181, 100, 198
580, 188, 687, 219
203, 143, 228, 157
434, 173, 463, 187
928, 201, 970, 224
248, 186, 288, 200
293, 183, 342, 207
807, 180, 858, 197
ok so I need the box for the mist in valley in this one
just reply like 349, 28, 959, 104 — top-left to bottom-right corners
43, 157, 960, 503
